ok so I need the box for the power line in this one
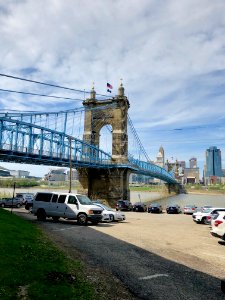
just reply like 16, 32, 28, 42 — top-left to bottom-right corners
0, 73, 110, 98
0, 88, 84, 101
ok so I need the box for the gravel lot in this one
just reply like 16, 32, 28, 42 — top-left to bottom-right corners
11, 208, 225, 299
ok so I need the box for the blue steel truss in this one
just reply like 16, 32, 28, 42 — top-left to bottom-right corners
0, 116, 177, 184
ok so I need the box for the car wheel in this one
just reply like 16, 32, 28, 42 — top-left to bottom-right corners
16, 203, 21, 208
110, 214, 115, 221
37, 209, 46, 221
77, 213, 87, 225
1, 203, 5, 208
52, 216, 60, 222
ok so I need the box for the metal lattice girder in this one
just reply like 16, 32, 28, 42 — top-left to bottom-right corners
0, 117, 113, 168
0, 116, 177, 183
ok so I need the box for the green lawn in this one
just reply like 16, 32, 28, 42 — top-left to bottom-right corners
0, 209, 98, 300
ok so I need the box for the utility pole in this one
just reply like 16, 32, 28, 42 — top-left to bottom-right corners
11, 182, 16, 214
69, 138, 72, 193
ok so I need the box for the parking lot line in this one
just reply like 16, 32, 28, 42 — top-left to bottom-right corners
52, 226, 75, 231
139, 274, 169, 280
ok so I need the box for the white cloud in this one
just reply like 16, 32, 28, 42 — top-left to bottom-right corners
0, 0, 225, 175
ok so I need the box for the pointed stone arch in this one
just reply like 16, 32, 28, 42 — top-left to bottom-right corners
77, 84, 131, 203
82, 83, 130, 163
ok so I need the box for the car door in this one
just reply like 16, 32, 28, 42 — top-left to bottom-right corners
48, 194, 59, 216
54, 194, 67, 217
64, 195, 78, 219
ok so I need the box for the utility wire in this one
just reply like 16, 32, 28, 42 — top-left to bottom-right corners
0, 88, 84, 101
0, 73, 110, 98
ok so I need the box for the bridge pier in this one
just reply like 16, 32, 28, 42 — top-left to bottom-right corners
166, 183, 183, 194
77, 168, 130, 205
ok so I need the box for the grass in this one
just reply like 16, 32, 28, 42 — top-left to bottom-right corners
0, 209, 98, 300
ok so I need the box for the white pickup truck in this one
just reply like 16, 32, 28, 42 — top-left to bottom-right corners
32, 192, 103, 225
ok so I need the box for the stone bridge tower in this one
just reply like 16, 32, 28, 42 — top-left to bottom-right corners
77, 83, 131, 203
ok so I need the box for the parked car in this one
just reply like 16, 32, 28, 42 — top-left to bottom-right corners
192, 207, 225, 224
32, 192, 103, 225
201, 205, 213, 211
183, 204, 197, 214
16, 193, 35, 205
210, 211, 225, 241
116, 200, 132, 211
166, 204, 181, 214
148, 203, 163, 213
93, 202, 126, 222
132, 202, 147, 212
0, 197, 23, 208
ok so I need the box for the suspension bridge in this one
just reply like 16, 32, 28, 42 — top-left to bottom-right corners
0, 75, 177, 201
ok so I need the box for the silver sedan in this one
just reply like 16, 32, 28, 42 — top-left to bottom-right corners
93, 202, 126, 222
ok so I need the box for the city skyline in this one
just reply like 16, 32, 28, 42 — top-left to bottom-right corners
0, 1, 225, 175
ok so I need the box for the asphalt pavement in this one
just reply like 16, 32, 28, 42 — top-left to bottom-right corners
16, 210, 225, 300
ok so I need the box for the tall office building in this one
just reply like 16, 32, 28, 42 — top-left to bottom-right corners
189, 157, 197, 168
205, 146, 222, 177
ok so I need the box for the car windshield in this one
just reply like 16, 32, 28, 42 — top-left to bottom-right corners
76, 195, 92, 205
203, 208, 213, 213
151, 203, 159, 207
97, 204, 113, 211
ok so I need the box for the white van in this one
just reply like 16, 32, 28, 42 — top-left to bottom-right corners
32, 192, 103, 225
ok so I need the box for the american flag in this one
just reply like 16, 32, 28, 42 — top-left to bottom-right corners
107, 82, 113, 89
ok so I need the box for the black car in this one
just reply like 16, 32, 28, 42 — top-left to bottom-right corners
132, 202, 147, 212
148, 203, 163, 213
166, 205, 181, 214
116, 200, 132, 211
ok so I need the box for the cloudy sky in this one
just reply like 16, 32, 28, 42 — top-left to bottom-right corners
0, 0, 225, 177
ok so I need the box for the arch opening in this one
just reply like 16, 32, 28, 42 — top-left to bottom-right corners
99, 124, 113, 156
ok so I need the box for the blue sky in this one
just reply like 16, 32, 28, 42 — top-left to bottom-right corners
0, 0, 225, 177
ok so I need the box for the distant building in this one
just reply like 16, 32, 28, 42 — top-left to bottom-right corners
205, 146, 223, 184
9, 170, 30, 178
183, 168, 200, 184
66, 169, 79, 181
155, 146, 165, 168
189, 157, 197, 168
178, 161, 186, 169
0, 169, 11, 177
45, 169, 67, 182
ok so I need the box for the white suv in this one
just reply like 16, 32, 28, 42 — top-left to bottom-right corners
192, 207, 225, 224
211, 211, 225, 241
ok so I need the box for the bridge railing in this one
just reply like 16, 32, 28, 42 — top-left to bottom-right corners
128, 156, 177, 184
0, 117, 177, 183
0, 118, 113, 167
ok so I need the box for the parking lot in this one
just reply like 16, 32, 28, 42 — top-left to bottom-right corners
14, 207, 225, 280
92, 211, 225, 279
8, 207, 225, 299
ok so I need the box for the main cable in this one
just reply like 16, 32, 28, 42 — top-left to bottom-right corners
0, 73, 110, 98
0, 88, 84, 101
